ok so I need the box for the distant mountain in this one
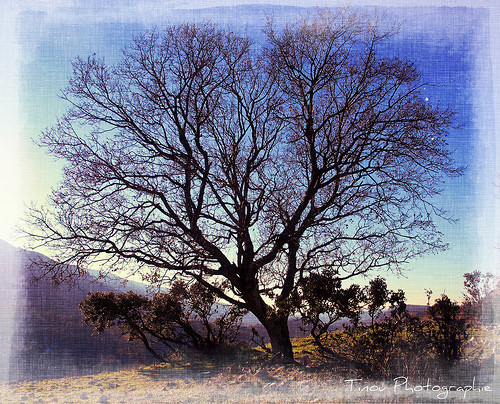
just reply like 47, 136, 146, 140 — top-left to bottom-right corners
406, 304, 429, 319
0, 241, 155, 382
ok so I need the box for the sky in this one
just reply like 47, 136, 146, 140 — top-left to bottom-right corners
1, 0, 500, 305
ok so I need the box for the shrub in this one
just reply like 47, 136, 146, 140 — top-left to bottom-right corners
79, 280, 247, 361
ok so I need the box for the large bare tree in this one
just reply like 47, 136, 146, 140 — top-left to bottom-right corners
23, 10, 463, 361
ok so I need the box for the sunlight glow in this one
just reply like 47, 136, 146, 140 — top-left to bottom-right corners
0, 2, 22, 244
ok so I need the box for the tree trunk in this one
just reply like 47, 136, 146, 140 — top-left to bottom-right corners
241, 281, 295, 362
262, 315, 295, 363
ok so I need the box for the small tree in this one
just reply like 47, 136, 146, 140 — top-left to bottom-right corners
427, 294, 467, 363
461, 271, 496, 323
79, 281, 247, 361
294, 276, 409, 372
23, 9, 463, 362
366, 277, 389, 327
424, 288, 433, 306
293, 274, 365, 352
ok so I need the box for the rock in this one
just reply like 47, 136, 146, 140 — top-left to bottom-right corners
255, 368, 274, 381
264, 382, 278, 392
98, 395, 108, 403
300, 355, 311, 366
279, 380, 294, 389
230, 364, 242, 375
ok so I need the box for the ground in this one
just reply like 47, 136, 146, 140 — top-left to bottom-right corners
1, 362, 497, 403
2, 325, 499, 403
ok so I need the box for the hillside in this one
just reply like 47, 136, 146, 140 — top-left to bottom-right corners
0, 240, 438, 383
0, 241, 155, 382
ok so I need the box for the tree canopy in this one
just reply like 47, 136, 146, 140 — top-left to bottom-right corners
23, 9, 463, 361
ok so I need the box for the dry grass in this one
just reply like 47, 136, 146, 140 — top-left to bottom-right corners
2, 326, 498, 403
1, 361, 497, 403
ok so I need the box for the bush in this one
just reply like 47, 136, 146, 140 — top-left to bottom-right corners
79, 280, 247, 361
294, 276, 471, 378
325, 317, 434, 378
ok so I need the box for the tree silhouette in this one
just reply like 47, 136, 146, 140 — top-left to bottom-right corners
428, 294, 466, 363
79, 281, 246, 361
23, 9, 463, 361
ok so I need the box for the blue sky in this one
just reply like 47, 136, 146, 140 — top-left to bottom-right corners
1, 1, 499, 304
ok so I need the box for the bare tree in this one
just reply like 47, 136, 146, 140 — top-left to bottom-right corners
23, 9, 463, 362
